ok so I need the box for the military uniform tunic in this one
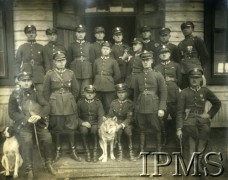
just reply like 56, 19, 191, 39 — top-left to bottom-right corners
89, 41, 103, 65
67, 40, 92, 79
134, 69, 167, 114
42, 41, 66, 70
154, 61, 181, 103
178, 35, 209, 73
8, 88, 53, 171
16, 41, 48, 84
93, 56, 121, 92
111, 43, 130, 83
176, 87, 221, 161
77, 98, 105, 127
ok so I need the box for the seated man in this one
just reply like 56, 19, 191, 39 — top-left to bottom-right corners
8, 71, 56, 179
108, 83, 136, 161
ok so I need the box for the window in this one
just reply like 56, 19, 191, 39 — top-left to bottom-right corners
205, 0, 228, 85
0, 0, 14, 86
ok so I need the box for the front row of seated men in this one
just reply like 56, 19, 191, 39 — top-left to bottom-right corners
7, 50, 221, 179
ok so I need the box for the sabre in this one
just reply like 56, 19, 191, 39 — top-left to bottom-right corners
179, 136, 184, 180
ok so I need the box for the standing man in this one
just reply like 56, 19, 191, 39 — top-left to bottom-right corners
134, 51, 167, 158
90, 26, 106, 65
43, 27, 67, 70
16, 25, 49, 92
8, 72, 56, 179
77, 85, 105, 162
111, 27, 131, 83
67, 24, 92, 96
140, 25, 157, 65
176, 67, 221, 169
154, 46, 182, 145
108, 83, 136, 162
93, 41, 121, 114
155, 27, 180, 64
178, 21, 209, 89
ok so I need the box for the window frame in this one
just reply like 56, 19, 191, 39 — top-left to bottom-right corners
204, 0, 228, 85
0, 0, 15, 86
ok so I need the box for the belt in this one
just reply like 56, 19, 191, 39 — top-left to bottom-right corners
142, 90, 155, 95
116, 115, 126, 121
53, 88, 70, 94
190, 109, 204, 114
24, 60, 41, 66
165, 76, 176, 82
74, 57, 87, 61
81, 115, 98, 121
97, 72, 112, 76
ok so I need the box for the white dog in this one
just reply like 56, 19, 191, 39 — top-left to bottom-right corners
1, 127, 23, 178
98, 117, 120, 162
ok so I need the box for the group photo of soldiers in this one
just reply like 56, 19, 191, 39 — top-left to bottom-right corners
5, 20, 222, 179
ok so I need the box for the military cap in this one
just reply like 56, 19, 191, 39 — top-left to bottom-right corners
112, 27, 123, 35
188, 67, 203, 77
181, 21, 194, 30
140, 25, 151, 33
17, 71, 32, 81
24, 25, 36, 34
159, 27, 171, 36
132, 37, 143, 44
94, 26, 105, 33
158, 45, 170, 54
84, 85, 96, 93
115, 83, 127, 92
46, 27, 57, 35
53, 51, 66, 61
101, 41, 111, 48
141, 51, 153, 61
75, 24, 86, 32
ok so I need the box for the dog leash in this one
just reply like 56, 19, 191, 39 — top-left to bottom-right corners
33, 123, 45, 168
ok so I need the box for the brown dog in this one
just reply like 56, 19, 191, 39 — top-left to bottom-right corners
98, 117, 120, 162
1, 127, 23, 178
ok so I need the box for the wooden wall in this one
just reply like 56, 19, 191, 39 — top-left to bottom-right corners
13, 0, 54, 51
165, 0, 204, 45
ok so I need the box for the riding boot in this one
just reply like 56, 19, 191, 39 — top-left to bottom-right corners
55, 147, 61, 162
156, 133, 164, 163
128, 136, 136, 161
198, 153, 205, 173
82, 136, 91, 162
26, 165, 33, 180
137, 133, 145, 159
117, 143, 123, 161
162, 129, 167, 146
93, 135, 98, 162
45, 159, 56, 175
71, 146, 82, 162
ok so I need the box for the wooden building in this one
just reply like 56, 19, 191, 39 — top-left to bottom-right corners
0, 0, 227, 130
0, 0, 228, 179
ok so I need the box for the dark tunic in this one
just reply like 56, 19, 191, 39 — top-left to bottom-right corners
93, 56, 121, 92
16, 41, 48, 84
134, 69, 167, 114
89, 41, 103, 65
67, 40, 92, 79
42, 41, 66, 70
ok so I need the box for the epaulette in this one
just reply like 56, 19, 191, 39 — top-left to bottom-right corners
78, 98, 85, 102
154, 43, 160, 48
46, 69, 54, 74
95, 98, 100, 101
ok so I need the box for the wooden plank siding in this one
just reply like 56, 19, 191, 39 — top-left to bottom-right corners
165, 0, 204, 45
13, 0, 54, 50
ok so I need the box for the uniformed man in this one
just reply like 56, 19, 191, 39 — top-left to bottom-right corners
43, 27, 67, 70
154, 46, 182, 145
108, 83, 136, 161
134, 51, 167, 158
125, 37, 144, 100
178, 21, 209, 89
77, 85, 105, 162
140, 25, 157, 65
8, 71, 56, 178
90, 26, 105, 65
67, 24, 92, 96
111, 27, 131, 83
15, 25, 49, 92
43, 51, 81, 162
155, 27, 181, 64
176, 67, 221, 167
93, 41, 121, 114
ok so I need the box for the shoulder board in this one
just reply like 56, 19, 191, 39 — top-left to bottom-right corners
78, 98, 85, 102
126, 99, 133, 103
46, 69, 54, 73
95, 98, 101, 101
154, 43, 160, 48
